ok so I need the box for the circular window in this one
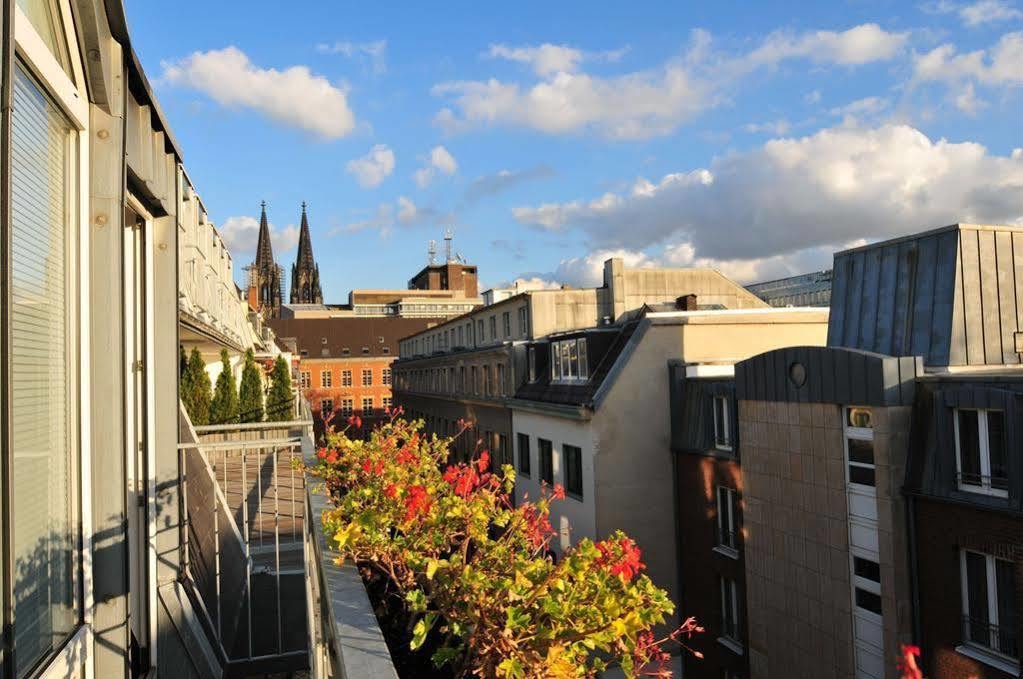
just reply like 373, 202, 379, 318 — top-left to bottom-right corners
788, 361, 807, 388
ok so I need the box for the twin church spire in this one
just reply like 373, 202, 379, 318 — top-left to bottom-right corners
248, 201, 322, 318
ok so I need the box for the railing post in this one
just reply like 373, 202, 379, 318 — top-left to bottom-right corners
274, 446, 283, 654
242, 449, 253, 660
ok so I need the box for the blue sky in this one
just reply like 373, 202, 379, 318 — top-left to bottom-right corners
128, 0, 1023, 297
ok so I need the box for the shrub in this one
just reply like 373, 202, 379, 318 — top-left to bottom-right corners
238, 348, 264, 423
210, 348, 239, 424
183, 347, 211, 425
309, 412, 701, 678
267, 355, 294, 421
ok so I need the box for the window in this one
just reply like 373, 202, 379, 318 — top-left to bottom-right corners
539, 439, 554, 485
361, 397, 374, 414
713, 395, 732, 451
961, 550, 1018, 660
502, 312, 511, 337
362, 369, 373, 386
716, 487, 738, 552
484, 366, 492, 396
383, 396, 392, 410
321, 337, 328, 345
341, 369, 352, 387
844, 407, 875, 488
550, 338, 589, 382
852, 553, 883, 616
720, 578, 742, 644
10, 61, 81, 673
321, 398, 334, 415
498, 434, 509, 468
472, 366, 479, 394
341, 347, 350, 356
383, 368, 392, 386
489, 315, 498, 340
528, 347, 537, 382
517, 434, 531, 476
477, 319, 485, 343
361, 347, 370, 355
955, 409, 1008, 496
321, 370, 332, 388
340, 399, 354, 417
564, 445, 583, 498
497, 364, 506, 396
300, 371, 311, 389
518, 306, 529, 336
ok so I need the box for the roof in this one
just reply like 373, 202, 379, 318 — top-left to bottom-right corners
512, 320, 641, 407
267, 317, 447, 359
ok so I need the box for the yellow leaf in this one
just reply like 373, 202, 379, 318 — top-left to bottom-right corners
426, 559, 439, 580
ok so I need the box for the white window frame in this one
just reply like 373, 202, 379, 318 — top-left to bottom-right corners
362, 368, 373, 387
320, 369, 332, 388
953, 408, 1009, 498
321, 398, 334, 415
361, 396, 374, 414
341, 369, 352, 387
300, 371, 311, 389
550, 338, 589, 384
713, 395, 733, 451
959, 549, 1019, 666
340, 399, 353, 417
718, 577, 743, 653
13, 2, 94, 676
382, 368, 392, 386
844, 406, 876, 491
715, 486, 738, 556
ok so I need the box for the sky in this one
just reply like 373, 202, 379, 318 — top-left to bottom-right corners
128, 0, 1023, 297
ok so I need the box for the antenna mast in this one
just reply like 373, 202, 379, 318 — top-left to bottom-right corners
428, 240, 437, 265
444, 228, 453, 263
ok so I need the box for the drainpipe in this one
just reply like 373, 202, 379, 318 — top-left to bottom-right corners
1, 0, 16, 675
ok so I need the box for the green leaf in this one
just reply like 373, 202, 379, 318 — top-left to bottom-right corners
430, 646, 460, 668
410, 613, 437, 650
426, 558, 439, 580
497, 657, 525, 678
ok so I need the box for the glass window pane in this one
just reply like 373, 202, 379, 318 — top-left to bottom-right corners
849, 465, 875, 487
854, 557, 881, 584
965, 551, 990, 646
987, 411, 1007, 485
847, 439, 874, 465
15, 0, 71, 75
996, 559, 1018, 656
567, 340, 578, 379
578, 339, 588, 379
855, 588, 883, 615
957, 410, 982, 485
11, 64, 78, 675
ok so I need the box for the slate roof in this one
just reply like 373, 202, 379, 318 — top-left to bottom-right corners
268, 316, 446, 359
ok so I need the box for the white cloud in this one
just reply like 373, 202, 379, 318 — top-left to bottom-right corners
466, 165, 555, 200
828, 96, 889, 119
485, 43, 629, 76
397, 196, 419, 222
316, 39, 387, 74
744, 119, 791, 135
923, 0, 1023, 26
218, 215, 299, 258
914, 32, 1023, 86
512, 123, 1023, 264
161, 46, 355, 139
413, 145, 458, 187
804, 89, 822, 104
435, 26, 906, 139
346, 144, 395, 188
335, 196, 444, 236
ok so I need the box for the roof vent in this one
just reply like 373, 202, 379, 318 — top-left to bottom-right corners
676, 294, 698, 311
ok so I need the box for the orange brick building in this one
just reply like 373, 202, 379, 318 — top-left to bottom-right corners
269, 317, 446, 432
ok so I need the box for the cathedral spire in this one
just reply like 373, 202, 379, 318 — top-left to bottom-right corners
255, 200, 275, 268
290, 201, 323, 305
247, 200, 283, 318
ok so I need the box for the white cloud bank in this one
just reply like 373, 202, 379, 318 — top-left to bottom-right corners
161, 46, 356, 139
913, 31, 1023, 110
218, 215, 299, 258
434, 25, 906, 139
512, 123, 1023, 267
924, 0, 1023, 26
316, 39, 388, 74
346, 144, 396, 188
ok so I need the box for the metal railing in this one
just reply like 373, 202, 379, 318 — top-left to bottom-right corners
178, 416, 314, 675
963, 615, 1019, 659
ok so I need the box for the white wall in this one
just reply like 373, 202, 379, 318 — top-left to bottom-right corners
511, 411, 597, 556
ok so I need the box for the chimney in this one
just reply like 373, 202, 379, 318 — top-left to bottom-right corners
676, 294, 698, 311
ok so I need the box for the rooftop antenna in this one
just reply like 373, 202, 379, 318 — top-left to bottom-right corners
444, 228, 454, 263
428, 239, 437, 265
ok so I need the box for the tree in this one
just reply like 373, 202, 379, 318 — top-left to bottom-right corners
266, 355, 294, 421
238, 348, 264, 423
184, 347, 211, 426
210, 349, 239, 424
179, 345, 192, 406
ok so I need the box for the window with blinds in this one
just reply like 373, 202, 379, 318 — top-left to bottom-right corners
9, 63, 79, 676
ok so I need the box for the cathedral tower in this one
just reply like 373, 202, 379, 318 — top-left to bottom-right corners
246, 201, 283, 318
289, 202, 323, 305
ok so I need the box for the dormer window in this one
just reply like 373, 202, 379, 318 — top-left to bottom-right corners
954, 409, 1008, 497
550, 338, 588, 383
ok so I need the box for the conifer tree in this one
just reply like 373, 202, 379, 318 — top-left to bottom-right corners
266, 355, 294, 421
210, 349, 239, 424
238, 348, 264, 423
179, 345, 192, 407
185, 347, 212, 425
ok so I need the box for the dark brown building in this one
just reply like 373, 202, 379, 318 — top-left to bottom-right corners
408, 261, 479, 299
669, 364, 749, 679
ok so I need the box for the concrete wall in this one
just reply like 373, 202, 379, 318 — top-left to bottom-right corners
675, 311, 830, 364
612, 264, 770, 317
529, 289, 605, 338
511, 411, 597, 555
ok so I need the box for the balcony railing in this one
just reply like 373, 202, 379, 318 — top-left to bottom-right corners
963, 615, 1019, 660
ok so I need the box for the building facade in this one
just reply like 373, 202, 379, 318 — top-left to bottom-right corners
289, 202, 323, 306
746, 270, 833, 308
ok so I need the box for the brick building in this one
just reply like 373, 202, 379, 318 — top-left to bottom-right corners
269, 317, 446, 432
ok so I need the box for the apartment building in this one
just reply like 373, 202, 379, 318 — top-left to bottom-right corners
505, 307, 827, 640
393, 260, 773, 465
0, 1, 289, 676
735, 224, 1023, 679
270, 316, 444, 433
